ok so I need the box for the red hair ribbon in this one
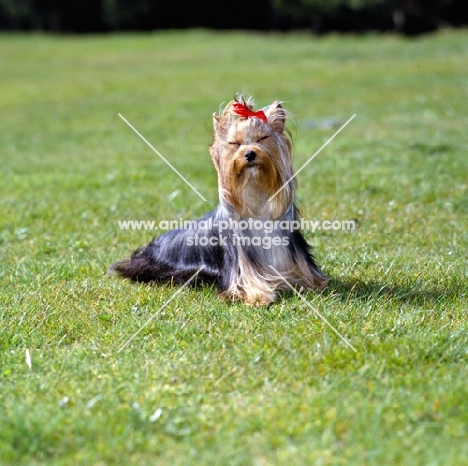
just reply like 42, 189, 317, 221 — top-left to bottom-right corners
232, 102, 268, 123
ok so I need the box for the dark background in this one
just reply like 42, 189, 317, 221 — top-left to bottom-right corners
0, 0, 466, 35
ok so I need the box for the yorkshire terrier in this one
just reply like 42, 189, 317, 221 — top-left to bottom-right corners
109, 96, 328, 305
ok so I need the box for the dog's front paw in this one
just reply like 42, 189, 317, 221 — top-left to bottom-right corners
219, 288, 276, 306
244, 291, 276, 307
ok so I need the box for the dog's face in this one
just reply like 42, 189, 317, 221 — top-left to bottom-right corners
210, 100, 294, 219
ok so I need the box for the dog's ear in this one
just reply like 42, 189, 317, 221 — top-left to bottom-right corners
212, 113, 227, 139
265, 101, 285, 133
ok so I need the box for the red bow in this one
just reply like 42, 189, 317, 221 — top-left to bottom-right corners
232, 102, 268, 123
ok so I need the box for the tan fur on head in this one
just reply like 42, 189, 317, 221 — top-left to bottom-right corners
210, 98, 294, 219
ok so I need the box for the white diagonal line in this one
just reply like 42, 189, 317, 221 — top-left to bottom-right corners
268, 114, 356, 202
117, 265, 206, 353
268, 265, 357, 352
118, 113, 207, 202
25, 348, 32, 370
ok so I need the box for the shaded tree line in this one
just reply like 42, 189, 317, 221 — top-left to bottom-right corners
0, 0, 466, 35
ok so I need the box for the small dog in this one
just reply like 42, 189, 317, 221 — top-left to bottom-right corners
109, 96, 328, 305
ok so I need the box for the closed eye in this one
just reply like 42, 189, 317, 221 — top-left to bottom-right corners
257, 135, 269, 143
229, 141, 240, 146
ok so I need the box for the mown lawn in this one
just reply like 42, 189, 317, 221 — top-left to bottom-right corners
0, 30, 467, 465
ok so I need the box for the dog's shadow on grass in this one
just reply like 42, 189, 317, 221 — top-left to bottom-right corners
138, 275, 463, 308
320, 276, 464, 307
188, 275, 462, 308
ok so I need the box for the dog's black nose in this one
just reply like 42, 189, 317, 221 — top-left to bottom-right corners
245, 150, 256, 162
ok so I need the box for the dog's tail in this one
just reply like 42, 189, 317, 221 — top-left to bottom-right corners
107, 246, 159, 282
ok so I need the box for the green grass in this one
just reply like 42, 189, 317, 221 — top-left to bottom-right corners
1, 29, 467, 465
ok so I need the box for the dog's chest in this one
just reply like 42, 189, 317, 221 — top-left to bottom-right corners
261, 241, 292, 271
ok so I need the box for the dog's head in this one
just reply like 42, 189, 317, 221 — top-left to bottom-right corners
210, 96, 294, 219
